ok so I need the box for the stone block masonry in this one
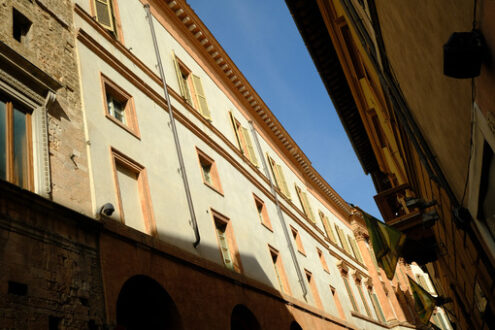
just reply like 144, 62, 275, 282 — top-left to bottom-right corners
0, 0, 93, 216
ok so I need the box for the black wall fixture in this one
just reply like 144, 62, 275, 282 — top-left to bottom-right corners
444, 30, 486, 78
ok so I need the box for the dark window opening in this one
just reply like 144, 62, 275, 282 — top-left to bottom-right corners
8, 281, 27, 296
13, 9, 32, 44
49, 316, 62, 330
478, 141, 495, 239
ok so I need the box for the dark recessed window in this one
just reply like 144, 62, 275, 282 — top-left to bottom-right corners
8, 281, 27, 296
13, 9, 32, 44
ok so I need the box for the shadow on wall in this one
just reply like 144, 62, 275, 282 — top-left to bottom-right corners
106, 231, 310, 330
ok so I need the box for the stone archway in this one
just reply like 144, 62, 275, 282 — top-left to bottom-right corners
116, 275, 182, 330
230, 304, 261, 330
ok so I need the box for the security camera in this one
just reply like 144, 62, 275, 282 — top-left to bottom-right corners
99, 203, 115, 217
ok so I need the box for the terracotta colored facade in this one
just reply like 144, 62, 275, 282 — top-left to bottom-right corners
286, 0, 495, 329
0, 0, 426, 329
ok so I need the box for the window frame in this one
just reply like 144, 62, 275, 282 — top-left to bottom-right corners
316, 247, 330, 273
266, 153, 291, 199
295, 184, 316, 222
173, 55, 211, 120
110, 147, 156, 236
196, 147, 223, 195
0, 95, 34, 191
100, 74, 140, 138
305, 269, 323, 309
268, 245, 291, 295
229, 111, 258, 166
90, 0, 124, 42
342, 272, 359, 312
253, 193, 272, 231
290, 225, 305, 256
330, 285, 346, 319
211, 209, 242, 273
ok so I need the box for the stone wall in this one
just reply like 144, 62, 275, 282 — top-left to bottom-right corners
0, 181, 105, 329
0, 0, 92, 216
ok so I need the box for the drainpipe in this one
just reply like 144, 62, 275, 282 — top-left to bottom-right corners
248, 121, 308, 299
144, 4, 200, 248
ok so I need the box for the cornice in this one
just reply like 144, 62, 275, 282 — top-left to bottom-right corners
155, 0, 353, 217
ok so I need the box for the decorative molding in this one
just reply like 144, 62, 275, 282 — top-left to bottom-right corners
76, 1, 353, 219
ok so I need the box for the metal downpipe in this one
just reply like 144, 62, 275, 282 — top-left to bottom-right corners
249, 121, 308, 299
144, 4, 200, 248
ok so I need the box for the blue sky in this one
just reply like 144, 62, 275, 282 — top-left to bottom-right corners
187, 0, 381, 218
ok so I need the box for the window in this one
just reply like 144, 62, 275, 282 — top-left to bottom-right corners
295, 185, 316, 222
348, 235, 364, 263
13, 8, 32, 45
254, 194, 272, 230
317, 248, 329, 273
319, 211, 337, 243
173, 56, 211, 119
356, 280, 372, 317
268, 246, 291, 294
229, 111, 258, 166
101, 74, 140, 137
267, 154, 291, 198
342, 274, 358, 312
111, 148, 156, 235
368, 289, 386, 322
305, 270, 323, 309
0, 95, 33, 190
196, 148, 222, 194
335, 225, 352, 255
212, 210, 242, 273
290, 226, 305, 255
478, 142, 495, 239
330, 286, 346, 319
91, 0, 123, 40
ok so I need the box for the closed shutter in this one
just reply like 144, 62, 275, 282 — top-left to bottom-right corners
267, 154, 279, 187
321, 213, 336, 243
217, 228, 234, 271
173, 55, 190, 103
241, 127, 258, 167
94, 0, 114, 31
229, 111, 242, 151
349, 237, 364, 263
296, 186, 315, 222
192, 74, 210, 119
276, 164, 290, 198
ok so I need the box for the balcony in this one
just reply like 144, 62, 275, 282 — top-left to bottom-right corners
374, 184, 439, 265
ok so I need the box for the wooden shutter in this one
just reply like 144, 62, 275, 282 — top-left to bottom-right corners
192, 74, 210, 119
276, 164, 290, 198
349, 236, 364, 263
320, 212, 336, 243
267, 154, 279, 186
296, 185, 315, 222
94, 0, 115, 31
336, 225, 351, 254
173, 55, 189, 102
241, 127, 258, 167
229, 111, 243, 151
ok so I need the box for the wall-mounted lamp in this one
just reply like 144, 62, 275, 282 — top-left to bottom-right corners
443, 30, 486, 78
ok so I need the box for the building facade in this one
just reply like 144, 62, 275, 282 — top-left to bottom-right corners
286, 0, 495, 329
1, 0, 424, 329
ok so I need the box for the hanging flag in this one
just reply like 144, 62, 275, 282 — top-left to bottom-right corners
408, 276, 436, 325
358, 208, 406, 280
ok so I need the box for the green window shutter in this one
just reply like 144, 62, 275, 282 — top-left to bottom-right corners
229, 111, 243, 151
241, 127, 258, 167
192, 74, 210, 119
357, 284, 372, 317
371, 291, 386, 322
343, 276, 358, 312
173, 55, 189, 102
94, 0, 114, 31
350, 237, 364, 263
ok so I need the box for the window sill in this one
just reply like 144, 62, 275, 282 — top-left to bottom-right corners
106, 114, 140, 140
261, 222, 273, 232
203, 181, 224, 196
